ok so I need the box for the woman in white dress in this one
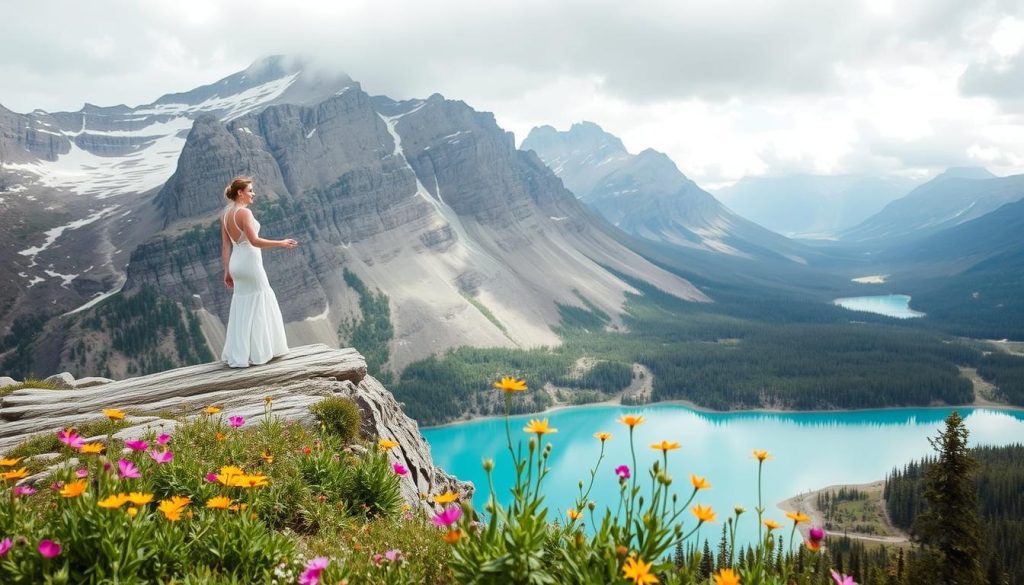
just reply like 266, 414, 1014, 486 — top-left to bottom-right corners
220, 176, 299, 367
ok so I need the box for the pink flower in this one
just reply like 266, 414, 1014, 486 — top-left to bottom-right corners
75, 468, 89, 479
431, 505, 462, 527
0, 538, 11, 556
57, 429, 84, 449
831, 570, 858, 585
124, 440, 148, 452
118, 459, 141, 479
299, 556, 330, 585
371, 553, 384, 567
809, 527, 826, 542
615, 464, 631, 479
13, 486, 36, 497
38, 539, 61, 558
384, 549, 403, 562
156, 434, 171, 445
149, 450, 174, 464
205, 472, 218, 483
50, 481, 63, 491
392, 463, 408, 476
228, 416, 245, 428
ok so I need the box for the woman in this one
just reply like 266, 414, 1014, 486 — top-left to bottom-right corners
220, 176, 299, 367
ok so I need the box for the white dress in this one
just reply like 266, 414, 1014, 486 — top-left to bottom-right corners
221, 206, 289, 368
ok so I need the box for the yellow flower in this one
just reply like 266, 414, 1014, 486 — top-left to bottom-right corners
690, 474, 711, 490
79, 443, 104, 454
432, 491, 459, 505
1, 468, 29, 481
60, 480, 88, 498
763, 519, 782, 531
713, 568, 741, 585
523, 418, 558, 437
216, 466, 245, 485
158, 496, 190, 521
752, 450, 770, 462
98, 494, 131, 509
378, 438, 400, 450
0, 457, 21, 467
206, 496, 232, 509
127, 506, 139, 518
102, 408, 126, 420
593, 432, 612, 442
786, 511, 811, 524
650, 440, 681, 453
238, 474, 270, 488
228, 502, 248, 512
567, 508, 582, 521
260, 450, 274, 464
622, 556, 659, 584
493, 377, 527, 393
264, 395, 273, 404
126, 492, 154, 505
691, 504, 716, 523
442, 529, 463, 544
204, 406, 221, 415
215, 432, 226, 441
619, 414, 645, 428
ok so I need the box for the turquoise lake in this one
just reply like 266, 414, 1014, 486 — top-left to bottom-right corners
422, 404, 1024, 545
832, 294, 925, 319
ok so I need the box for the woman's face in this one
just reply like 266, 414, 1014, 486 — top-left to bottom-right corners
239, 184, 255, 204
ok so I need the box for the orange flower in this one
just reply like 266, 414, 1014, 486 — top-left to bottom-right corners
102, 408, 126, 420
713, 568, 741, 585
522, 418, 558, 437
127, 506, 139, 518
806, 540, 821, 551
763, 519, 782, 531
0, 457, 21, 467
206, 496, 232, 509
752, 450, 770, 462
786, 511, 811, 524
432, 491, 458, 505
493, 377, 527, 393
1, 468, 29, 481
690, 474, 711, 490
691, 504, 716, 523
98, 494, 130, 509
442, 529, 463, 544
650, 440, 680, 453
79, 443, 104, 454
126, 492, 153, 505
593, 432, 612, 442
239, 474, 269, 488
260, 451, 274, 464
158, 496, 190, 521
622, 556, 659, 584
214, 432, 226, 441
619, 414, 645, 428
60, 480, 88, 498
204, 406, 221, 415
567, 508, 582, 521
216, 465, 245, 485
378, 439, 400, 450
228, 502, 248, 512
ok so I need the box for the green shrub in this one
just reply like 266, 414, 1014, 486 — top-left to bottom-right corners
309, 396, 362, 444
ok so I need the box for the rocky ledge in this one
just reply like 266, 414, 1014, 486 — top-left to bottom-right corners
0, 344, 472, 509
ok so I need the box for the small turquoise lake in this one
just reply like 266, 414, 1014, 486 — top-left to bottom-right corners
833, 294, 925, 319
422, 404, 1024, 544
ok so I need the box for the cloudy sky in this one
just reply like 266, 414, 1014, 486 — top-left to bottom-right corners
2, 0, 1022, 188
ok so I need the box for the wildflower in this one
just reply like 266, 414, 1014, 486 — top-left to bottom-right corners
215, 432, 226, 441
650, 440, 680, 453
806, 539, 821, 551
228, 415, 245, 428
594, 431, 612, 442
0, 538, 11, 556
102, 408, 126, 420
482, 458, 494, 472
378, 438, 399, 450
127, 507, 138, 518
393, 463, 409, 476
619, 414, 644, 428
384, 549, 403, 562
763, 519, 781, 531
615, 465, 631, 480
522, 418, 558, 437
206, 496, 232, 509
156, 434, 171, 445
79, 443, 104, 454
809, 527, 826, 543
216, 465, 244, 485
786, 511, 811, 525
149, 450, 173, 464
38, 539, 61, 558
239, 474, 269, 488
713, 568, 741, 585
126, 492, 153, 505
431, 505, 462, 527
831, 570, 858, 585
2, 468, 29, 481
299, 556, 330, 585
432, 491, 458, 505
75, 468, 89, 479
691, 504, 716, 523
568, 508, 582, 521
124, 440, 148, 452
228, 502, 248, 512
260, 450, 274, 464
99, 494, 130, 508
59, 480, 88, 498
0, 457, 20, 466
13, 485, 36, 497
204, 406, 221, 415
57, 429, 84, 449
752, 450, 770, 462
264, 395, 273, 404
442, 529, 462, 544
493, 377, 527, 392
158, 496, 190, 521
118, 459, 141, 479
690, 474, 710, 490
300, 446, 312, 455
205, 472, 219, 483
622, 556, 659, 584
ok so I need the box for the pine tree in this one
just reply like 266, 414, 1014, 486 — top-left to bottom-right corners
700, 540, 714, 579
716, 524, 729, 570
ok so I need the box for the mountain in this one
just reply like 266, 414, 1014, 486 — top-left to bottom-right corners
521, 122, 809, 264
1, 58, 707, 379
713, 174, 917, 238
840, 167, 1024, 243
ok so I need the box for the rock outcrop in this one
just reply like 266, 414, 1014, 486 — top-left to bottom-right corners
0, 344, 472, 508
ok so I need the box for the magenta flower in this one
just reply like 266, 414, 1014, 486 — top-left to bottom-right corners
831, 570, 857, 585
124, 440, 148, 452
149, 450, 174, 464
118, 459, 141, 479
392, 462, 408, 476
13, 485, 37, 497
228, 416, 245, 428
0, 538, 11, 557
57, 429, 84, 449
75, 468, 89, 479
431, 505, 462, 527
38, 539, 61, 558
809, 527, 826, 542
615, 464, 631, 479
204, 472, 218, 483
50, 481, 63, 491
156, 434, 171, 445
299, 556, 330, 585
